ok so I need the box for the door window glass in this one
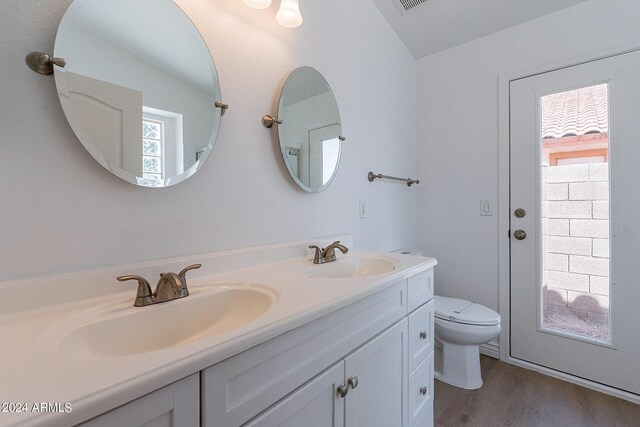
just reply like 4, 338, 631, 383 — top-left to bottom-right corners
540, 83, 610, 342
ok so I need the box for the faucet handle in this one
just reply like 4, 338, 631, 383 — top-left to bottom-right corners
117, 275, 153, 307
322, 241, 348, 263
178, 264, 202, 281
309, 245, 323, 264
177, 264, 201, 296
327, 241, 348, 252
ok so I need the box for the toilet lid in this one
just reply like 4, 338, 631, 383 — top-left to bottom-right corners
434, 296, 501, 326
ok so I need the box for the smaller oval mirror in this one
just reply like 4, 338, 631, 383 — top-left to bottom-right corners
53, 0, 223, 187
276, 67, 343, 193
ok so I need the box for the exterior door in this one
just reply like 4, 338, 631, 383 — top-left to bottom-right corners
510, 50, 640, 394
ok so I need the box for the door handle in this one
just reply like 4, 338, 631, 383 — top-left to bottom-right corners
513, 229, 527, 240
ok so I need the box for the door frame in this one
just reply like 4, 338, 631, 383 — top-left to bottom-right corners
497, 42, 640, 404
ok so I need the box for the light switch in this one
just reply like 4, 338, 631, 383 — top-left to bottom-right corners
359, 200, 367, 219
480, 199, 493, 216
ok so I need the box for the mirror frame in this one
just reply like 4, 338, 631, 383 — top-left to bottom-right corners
276, 66, 343, 193
53, 0, 224, 188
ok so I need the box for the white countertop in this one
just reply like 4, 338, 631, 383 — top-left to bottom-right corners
0, 248, 435, 427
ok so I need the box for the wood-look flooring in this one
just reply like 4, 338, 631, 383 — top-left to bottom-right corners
434, 356, 640, 427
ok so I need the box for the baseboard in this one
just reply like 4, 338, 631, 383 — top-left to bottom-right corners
479, 340, 500, 359
505, 357, 640, 405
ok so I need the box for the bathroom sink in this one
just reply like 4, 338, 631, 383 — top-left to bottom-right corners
51, 286, 275, 357
307, 256, 397, 278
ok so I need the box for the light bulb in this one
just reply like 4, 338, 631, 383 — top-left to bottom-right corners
276, 0, 303, 28
243, 0, 272, 9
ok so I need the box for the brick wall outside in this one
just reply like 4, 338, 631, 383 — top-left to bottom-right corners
542, 163, 610, 325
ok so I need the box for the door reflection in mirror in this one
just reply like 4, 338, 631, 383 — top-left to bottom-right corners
54, 0, 222, 187
277, 67, 343, 193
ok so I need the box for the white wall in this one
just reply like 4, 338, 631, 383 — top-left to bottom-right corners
0, 0, 417, 281
416, 0, 640, 311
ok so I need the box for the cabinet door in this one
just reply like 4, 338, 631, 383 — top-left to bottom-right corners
245, 362, 345, 427
78, 374, 198, 427
344, 319, 408, 427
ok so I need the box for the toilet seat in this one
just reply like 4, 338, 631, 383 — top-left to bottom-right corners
434, 296, 500, 326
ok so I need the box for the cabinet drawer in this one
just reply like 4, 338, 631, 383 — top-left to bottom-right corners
408, 352, 434, 427
202, 281, 407, 427
407, 268, 434, 312
408, 299, 434, 373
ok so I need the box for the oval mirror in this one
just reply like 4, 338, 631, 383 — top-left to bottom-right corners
277, 67, 343, 193
53, 0, 223, 187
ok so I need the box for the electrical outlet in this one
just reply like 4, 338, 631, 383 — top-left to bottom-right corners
359, 200, 367, 219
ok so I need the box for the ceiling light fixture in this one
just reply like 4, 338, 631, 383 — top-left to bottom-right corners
243, 0, 303, 28
243, 0, 272, 9
276, 0, 303, 28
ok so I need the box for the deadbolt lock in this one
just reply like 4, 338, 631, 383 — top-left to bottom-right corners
514, 208, 526, 218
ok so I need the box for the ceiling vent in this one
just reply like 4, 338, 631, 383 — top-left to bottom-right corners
394, 0, 430, 14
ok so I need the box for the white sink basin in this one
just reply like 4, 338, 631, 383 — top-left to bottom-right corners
307, 256, 397, 278
51, 285, 275, 357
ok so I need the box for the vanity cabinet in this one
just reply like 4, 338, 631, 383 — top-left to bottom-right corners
75, 267, 435, 427
202, 267, 435, 427
245, 319, 408, 427
78, 374, 199, 427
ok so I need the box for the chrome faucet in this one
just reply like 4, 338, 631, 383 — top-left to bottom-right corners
309, 241, 349, 264
117, 264, 201, 307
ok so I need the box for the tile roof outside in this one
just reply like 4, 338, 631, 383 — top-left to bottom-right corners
541, 84, 609, 139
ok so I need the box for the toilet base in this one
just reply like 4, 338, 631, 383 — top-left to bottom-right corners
434, 339, 483, 390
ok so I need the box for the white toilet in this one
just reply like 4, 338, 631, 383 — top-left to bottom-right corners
434, 296, 501, 389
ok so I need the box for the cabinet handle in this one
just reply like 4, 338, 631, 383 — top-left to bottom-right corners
348, 376, 359, 389
419, 331, 427, 340
337, 384, 349, 398
420, 386, 427, 396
